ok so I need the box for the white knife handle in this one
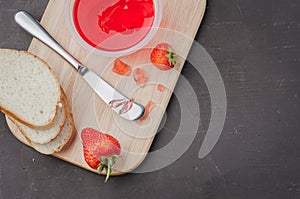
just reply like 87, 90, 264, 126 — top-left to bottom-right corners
14, 10, 82, 71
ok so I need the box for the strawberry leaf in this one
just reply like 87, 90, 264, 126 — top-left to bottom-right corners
166, 46, 177, 66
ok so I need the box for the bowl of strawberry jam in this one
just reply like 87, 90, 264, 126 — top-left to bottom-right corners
65, 0, 162, 57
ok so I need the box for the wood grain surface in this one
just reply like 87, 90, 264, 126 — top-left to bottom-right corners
6, 0, 206, 175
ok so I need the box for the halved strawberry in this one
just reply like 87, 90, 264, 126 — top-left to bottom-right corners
81, 128, 121, 182
150, 43, 177, 71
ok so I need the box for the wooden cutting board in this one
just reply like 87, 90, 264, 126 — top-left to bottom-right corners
7, 0, 206, 175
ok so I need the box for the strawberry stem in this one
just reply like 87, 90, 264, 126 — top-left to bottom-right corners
97, 155, 118, 182
166, 46, 177, 66
105, 165, 111, 183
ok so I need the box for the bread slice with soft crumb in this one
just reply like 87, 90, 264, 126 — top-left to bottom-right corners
30, 111, 74, 155
8, 88, 74, 155
11, 90, 67, 144
0, 49, 61, 127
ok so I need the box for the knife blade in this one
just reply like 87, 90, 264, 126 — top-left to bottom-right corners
14, 10, 144, 121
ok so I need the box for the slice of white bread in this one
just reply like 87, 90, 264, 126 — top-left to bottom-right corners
8, 88, 74, 155
12, 91, 67, 144
0, 49, 61, 127
30, 111, 74, 155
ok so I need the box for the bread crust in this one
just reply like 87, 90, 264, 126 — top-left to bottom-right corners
8, 88, 74, 155
11, 87, 68, 144
0, 48, 61, 127
31, 97, 74, 155
52, 113, 74, 154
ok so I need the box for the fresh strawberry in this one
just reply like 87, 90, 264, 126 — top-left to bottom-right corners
112, 59, 132, 76
150, 43, 177, 71
81, 128, 121, 182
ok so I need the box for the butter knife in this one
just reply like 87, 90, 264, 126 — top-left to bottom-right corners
15, 10, 144, 121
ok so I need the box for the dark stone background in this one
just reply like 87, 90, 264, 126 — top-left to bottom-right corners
1, 0, 300, 198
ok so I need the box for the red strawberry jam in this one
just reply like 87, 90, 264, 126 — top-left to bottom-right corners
73, 0, 155, 52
